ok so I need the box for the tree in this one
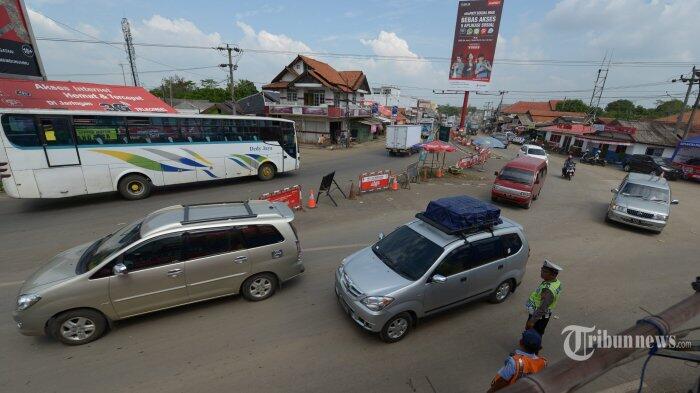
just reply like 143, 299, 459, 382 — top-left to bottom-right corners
231, 79, 258, 101
148, 76, 258, 103
654, 99, 686, 117
555, 99, 589, 113
605, 99, 635, 114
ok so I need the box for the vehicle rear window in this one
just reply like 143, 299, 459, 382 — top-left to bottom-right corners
1, 114, 41, 146
498, 167, 534, 185
372, 225, 443, 281
528, 148, 546, 156
500, 233, 523, 256
240, 225, 284, 248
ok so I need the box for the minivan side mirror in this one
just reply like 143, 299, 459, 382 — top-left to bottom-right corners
431, 274, 447, 283
671, 199, 679, 205
378, 232, 384, 240
611, 188, 618, 193
113, 263, 128, 276
494, 171, 499, 176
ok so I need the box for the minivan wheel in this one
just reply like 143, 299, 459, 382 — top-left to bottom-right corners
242, 273, 277, 301
49, 309, 107, 346
380, 312, 412, 343
624, 164, 631, 172
489, 280, 513, 304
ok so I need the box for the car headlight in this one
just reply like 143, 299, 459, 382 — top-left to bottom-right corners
361, 296, 394, 311
654, 213, 668, 221
16, 294, 41, 311
611, 204, 626, 212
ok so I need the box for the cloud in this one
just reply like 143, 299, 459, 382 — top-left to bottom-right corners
234, 5, 285, 20
360, 30, 430, 76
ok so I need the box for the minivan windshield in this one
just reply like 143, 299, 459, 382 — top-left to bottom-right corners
621, 183, 669, 202
498, 167, 534, 185
528, 147, 546, 157
372, 226, 443, 281
78, 220, 143, 273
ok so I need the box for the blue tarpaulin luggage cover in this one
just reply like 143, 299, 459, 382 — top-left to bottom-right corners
421, 196, 501, 234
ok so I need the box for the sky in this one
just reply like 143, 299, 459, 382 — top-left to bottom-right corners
23, 0, 700, 110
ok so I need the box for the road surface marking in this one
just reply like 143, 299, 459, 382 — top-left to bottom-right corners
0, 280, 24, 288
0, 244, 368, 287
304, 243, 367, 252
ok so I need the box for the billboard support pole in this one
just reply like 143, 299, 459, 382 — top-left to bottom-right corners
459, 91, 470, 129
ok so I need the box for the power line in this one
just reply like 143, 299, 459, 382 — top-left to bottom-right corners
35, 36, 700, 68
46, 66, 221, 77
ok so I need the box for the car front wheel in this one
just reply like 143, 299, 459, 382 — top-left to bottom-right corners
380, 312, 412, 343
49, 309, 108, 346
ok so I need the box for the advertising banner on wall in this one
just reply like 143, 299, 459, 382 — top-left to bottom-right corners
0, 0, 46, 79
448, 0, 504, 90
0, 78, 176, 112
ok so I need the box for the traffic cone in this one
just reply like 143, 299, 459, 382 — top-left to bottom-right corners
436, 167, 444, 178
391, 176, 399, 191
348, 181, 357, 200
307, 189, 317, 208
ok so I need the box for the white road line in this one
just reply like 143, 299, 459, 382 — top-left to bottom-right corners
0, 280, 24, 288
0, 244, 367, 287
303, 243, 368, 252
596, 380, 647, 393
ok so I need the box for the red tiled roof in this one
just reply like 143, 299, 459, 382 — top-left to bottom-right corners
299, 55, 355, 92
262, 81, 289, 90
655, 112, 700, 133
528, 109, 586, 123
339, 71, 364, 89
501, 100, 562, 114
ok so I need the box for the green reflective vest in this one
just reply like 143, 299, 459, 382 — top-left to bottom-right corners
526, 279, 562, 313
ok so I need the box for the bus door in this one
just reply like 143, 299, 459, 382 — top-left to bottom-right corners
38, 117, 81, 166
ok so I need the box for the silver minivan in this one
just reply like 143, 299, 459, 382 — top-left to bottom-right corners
13, 201, 304, 345
606, 172, 679, 233
335, 212, 528, 343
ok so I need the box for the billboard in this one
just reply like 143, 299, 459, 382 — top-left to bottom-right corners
448, 0, 504, 90
0, 78, 176, 112
0, 0, 45, 79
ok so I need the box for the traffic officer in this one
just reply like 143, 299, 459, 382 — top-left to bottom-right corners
525, 260, 563, 337
488, 329, 548, 391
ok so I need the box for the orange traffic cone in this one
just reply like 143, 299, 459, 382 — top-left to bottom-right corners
307, 189, 317, 208
391, 176, 399, 191
436, 168, 444, 178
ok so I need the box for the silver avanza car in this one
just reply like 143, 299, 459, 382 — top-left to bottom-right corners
13, 201, 304, 345
335, 196, 529, 343
606, 173, 679, 233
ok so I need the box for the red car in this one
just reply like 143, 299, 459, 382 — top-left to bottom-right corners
491, 156, 548, 209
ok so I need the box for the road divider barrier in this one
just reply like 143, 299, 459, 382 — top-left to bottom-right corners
359, 170, 391, 193
260, 185, 303, 210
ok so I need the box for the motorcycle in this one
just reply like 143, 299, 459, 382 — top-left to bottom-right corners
562, 162, 576, 180
580, 151, 606, 166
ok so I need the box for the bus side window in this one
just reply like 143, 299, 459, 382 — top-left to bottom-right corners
202, 119, 225, 142
1, 115, 41, 147
74, 116, 126, 145
180, 118, 204, 142
150, 117, 181, 143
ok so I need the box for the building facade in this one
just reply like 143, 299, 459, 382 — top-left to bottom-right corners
262, 55, 372, 144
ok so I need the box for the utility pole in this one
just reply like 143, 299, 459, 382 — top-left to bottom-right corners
672, 66, 699, 139
217, 44, 241, 115
588, 52, 611, 123
685, 82, 700, 140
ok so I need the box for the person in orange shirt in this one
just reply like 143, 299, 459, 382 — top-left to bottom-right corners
488, 329, 548, 392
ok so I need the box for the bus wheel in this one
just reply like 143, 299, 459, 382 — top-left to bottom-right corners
118, 174, 151, 200
258, 163, 276, 181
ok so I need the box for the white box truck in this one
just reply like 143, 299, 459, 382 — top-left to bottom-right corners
386, 125, 422, 156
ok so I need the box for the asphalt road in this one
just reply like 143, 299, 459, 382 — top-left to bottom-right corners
1, 140, 698, 393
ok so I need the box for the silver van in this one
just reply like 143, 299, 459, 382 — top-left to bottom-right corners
606, 172, 679, 233
13, 201, 304, 345
335, 212, 528, 343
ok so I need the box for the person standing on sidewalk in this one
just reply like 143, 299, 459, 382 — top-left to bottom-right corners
487, 329, 548, 392
525, 260, 563, 337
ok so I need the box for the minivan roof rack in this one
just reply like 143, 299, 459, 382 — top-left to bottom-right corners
181, 201, 257, 225
415, 212, 499, 237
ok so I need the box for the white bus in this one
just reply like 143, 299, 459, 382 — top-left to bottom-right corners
0, 109, 299, 200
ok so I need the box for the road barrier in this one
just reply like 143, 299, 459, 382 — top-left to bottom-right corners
260, 185, 303, 210
456, 147, 491, 169
358, 170, 391, 193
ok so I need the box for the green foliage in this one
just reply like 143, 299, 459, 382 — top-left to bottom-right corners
150, 76, 259, 103
555, 99, 589, 113
437, 104, 477, 117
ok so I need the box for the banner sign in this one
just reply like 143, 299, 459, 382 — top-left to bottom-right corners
448, 0, 504, 90
0, 0, 45, 79
359, 170, 391, 193
0, 78, 176, 112
260, 185, 302, 210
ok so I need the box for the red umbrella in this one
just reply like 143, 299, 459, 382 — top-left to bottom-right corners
420, 140, 456, 153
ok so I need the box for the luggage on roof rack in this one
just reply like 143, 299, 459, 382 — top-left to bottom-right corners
415, 196, 501, 235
